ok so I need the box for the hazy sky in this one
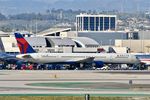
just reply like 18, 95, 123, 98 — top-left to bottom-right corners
0, 0, 73, 3
32, 0, 60, 3
32, 0, 74, 3
0, 0, 149, 15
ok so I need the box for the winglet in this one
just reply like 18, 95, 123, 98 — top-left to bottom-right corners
14, 33, 36, 54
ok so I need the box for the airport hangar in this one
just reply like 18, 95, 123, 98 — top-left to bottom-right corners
36, 27, 129, 53
0, 30, 101, 54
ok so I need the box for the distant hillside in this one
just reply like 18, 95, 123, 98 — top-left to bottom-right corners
0, 0, 149, 15
0, 0, 49, 15
52, 0, 149, 12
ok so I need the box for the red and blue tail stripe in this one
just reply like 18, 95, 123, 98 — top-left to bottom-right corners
14, 33, 36, 54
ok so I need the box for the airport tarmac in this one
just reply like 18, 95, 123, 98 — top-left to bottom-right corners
0, 70, 150, 96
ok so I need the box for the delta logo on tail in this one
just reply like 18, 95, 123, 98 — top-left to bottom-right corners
14, 33, 36, 54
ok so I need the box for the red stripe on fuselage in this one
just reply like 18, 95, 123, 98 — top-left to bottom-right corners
140, 59, 150, 61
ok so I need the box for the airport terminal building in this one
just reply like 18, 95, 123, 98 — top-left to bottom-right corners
76, 14, 116, 31
76, 14, 125, 46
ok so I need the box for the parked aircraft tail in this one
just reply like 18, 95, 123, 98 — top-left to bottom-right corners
14, 33, 36, 54
108, 47, 116, 53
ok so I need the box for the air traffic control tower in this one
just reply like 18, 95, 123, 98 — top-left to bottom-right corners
76, 14, 117, 32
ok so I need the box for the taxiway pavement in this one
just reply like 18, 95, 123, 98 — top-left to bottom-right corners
0, 70, 150, 96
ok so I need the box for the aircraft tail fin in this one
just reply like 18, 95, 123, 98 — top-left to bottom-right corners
14, 33, 36, 54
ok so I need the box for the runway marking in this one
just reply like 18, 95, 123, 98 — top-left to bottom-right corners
1, 79, 150, 81
0, 94, 150, 97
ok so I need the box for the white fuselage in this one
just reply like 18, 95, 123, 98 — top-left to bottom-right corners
16, 53, 140, 64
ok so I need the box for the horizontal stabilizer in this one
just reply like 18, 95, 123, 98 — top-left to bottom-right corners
16, 54, 33, 59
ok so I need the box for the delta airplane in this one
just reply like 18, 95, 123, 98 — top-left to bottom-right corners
14, 33, 140, 66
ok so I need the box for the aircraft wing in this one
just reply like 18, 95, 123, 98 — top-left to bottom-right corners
76, 57, 95, 63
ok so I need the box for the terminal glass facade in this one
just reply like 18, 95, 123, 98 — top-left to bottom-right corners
96, 17, 99, 31
83, 17, 88, 31
104, 17, 109, 30
100, 17, 103, 31
110, 17, 115, 30
90, 17, 94, 31
76, 15, 116, 31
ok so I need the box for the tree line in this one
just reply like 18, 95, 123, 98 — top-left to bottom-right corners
0, 9, 86, 21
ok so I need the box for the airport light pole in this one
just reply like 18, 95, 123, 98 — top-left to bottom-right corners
85, 94, 90, 100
